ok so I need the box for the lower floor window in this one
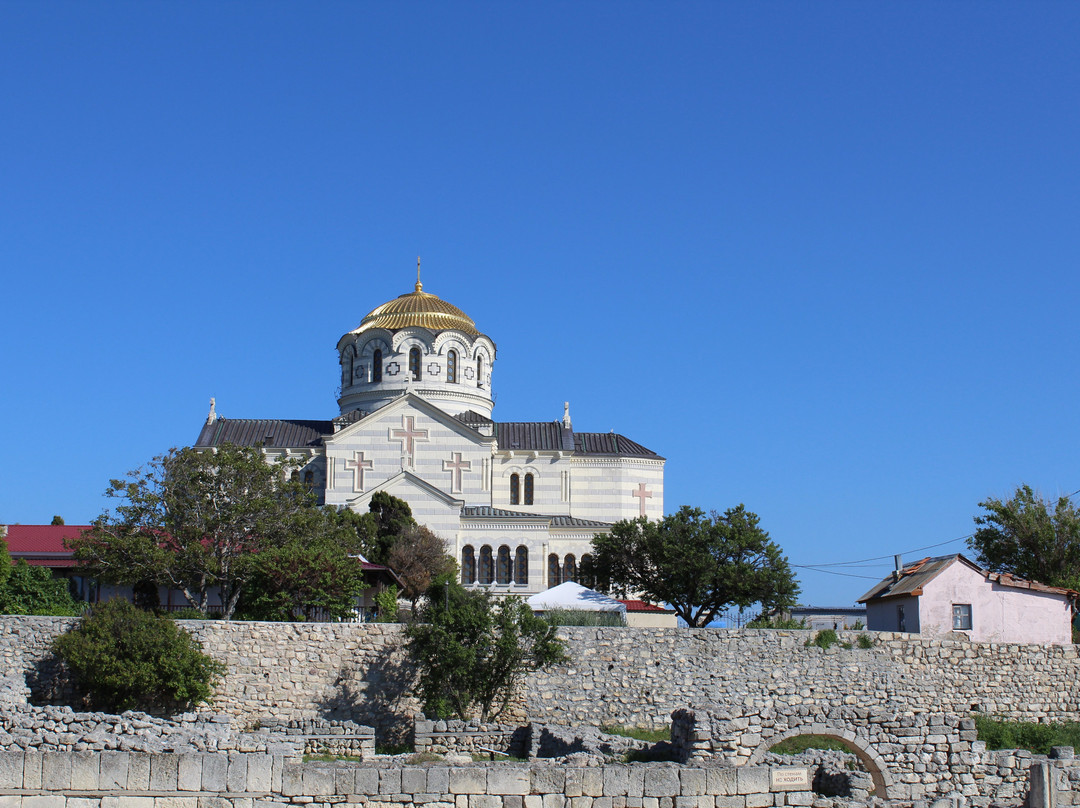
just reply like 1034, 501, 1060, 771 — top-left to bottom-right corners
952, 603, 972, 631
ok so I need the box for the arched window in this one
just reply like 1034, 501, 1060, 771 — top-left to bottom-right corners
515, 546, 528, 585
563, 554, 577, 583
479, 546, 494, 585
372, 349, 383, 383
524, 473, 534, 505
447, 350, 457, 383
580, 553, 593, 587
477, 355, 484, 389
509, 473, 520, 505
548, 554, 562, 588
290, 471, 300, 483
461, 546, 476, 585
497, 546, 512, 584
303, 470, 314, 488
409, 347, 422, 381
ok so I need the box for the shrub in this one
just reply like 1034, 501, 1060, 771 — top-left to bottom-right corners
544, 609, 626, 627
770, 734, 855, 755
856, 633, 874, 649
53, 599, 225, 713
746, 615, 806, 629
0, 560, 81, 616
806, 629, 839, 649
375, 584, 401, 622
974, 716, 1080, 754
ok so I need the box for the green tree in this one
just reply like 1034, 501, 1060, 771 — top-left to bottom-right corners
238, 508, 369, 621
366, 491, 417, 564
0, 530, 11, 590
0, 558, 80, 616
968, 485, 1080, 591
387, 524, 456, 610
70, 444, 321, 619
53, 599, 225, 713
50, 515, 65, 526
582, 505, 800, 628
406, 580, 567, 722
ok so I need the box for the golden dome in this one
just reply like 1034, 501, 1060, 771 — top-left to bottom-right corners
353, 281, 479, 336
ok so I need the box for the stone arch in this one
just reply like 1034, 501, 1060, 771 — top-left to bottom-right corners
747, 725, 892, 799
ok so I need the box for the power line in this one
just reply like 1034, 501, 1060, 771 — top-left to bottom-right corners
793, 534, 972, 569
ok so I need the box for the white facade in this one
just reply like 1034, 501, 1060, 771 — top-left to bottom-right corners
196, 281, 665, 595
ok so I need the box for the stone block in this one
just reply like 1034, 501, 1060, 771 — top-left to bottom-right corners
107, 799, 155, 808
569, 798, 592, 808
487, 768, 529, 796
401, 767, 426, 794
301, 767, 334, 797
582, 770, 603, 798
24, 798, 67, 808
743, 795, 770, 808
279, 764, 303, 798
247, 756, 273, 793
72, 751, 101, 790
592, 799, 611, 808
354, 768, 379, 795
150, 756, 179, 792
155, 799, 200, 808
782, 794, 813, 806
504, 797, 523, 808
270, 756, 283, 794
177, 756, 202, 792
24, 751, 43, 791
449, 768, 485, 795
196, 798, 232, 808
100, 752, 129, 791
626, 769, 645, 799
226, 755, 248, 794
0, 797, 24, 808
525, 797, 544, 808
532, 768, 565, 795
426, 767, 449, 795
42, 752, 72, 790
471, 797, 503, 808
129, 756, 151, 792
0, 752, 24, 789
69, 799, 103, 808
680, 770, 705, 797
643, 769, 679, 798
565, 769, 584, 799
202, 755, 228, 794
713, 795, 745, 807
334, 767, 354, 795
603, 766, 629, 797
542, 795, 566, 808
674, 799, 697, 808
378, 768, 401, 795
735, 769, 769, 797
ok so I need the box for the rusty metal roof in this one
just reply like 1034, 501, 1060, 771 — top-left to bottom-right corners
194, 418, 330, 448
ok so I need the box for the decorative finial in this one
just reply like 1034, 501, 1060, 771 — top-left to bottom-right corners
207, 397, 217, 424
415, 256, 422, 292
562, 401, 571, 429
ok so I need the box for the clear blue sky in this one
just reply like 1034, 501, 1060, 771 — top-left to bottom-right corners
2, 2, 1078, 608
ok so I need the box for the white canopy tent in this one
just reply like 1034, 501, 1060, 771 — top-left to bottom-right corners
526, 581, 627, 613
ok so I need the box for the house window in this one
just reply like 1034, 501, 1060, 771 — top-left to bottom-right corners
447, 350, 458, 383
372, 349, 383, 383
897, 604, 906, 633
461, 546, 476, 585
479, 545, 494, 585
497, 546, 512, 585
548, 553, 561, 588
409, 347, 422, 380
953, 603, 972, 631
510, 473, 520, 505
524, 473, 534, 505
515, 546, 528, 585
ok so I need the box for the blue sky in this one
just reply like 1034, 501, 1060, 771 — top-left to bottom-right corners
2, 2, 1079, 608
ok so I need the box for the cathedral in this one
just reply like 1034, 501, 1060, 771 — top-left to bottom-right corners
195, 278, 664, 594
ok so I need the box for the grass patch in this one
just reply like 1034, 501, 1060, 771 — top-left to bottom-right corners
407, 752, 444, 763
375, 743, 413, 756
600, 724, 670, 743
545, 609, 626, 627
769, 734, 855, 755
856, 634, 874, 649
746, 615, 807, 629
974, 716, 1080, 755
303, 753, 352, 762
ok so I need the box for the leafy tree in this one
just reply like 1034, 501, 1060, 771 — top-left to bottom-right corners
582, 505, 800, 628
366, 491, 416, 564
0, 530, 10, 590
50, 515, 65, 526
387, 524, 456, 610
0, 559, 81, 616
70, 444, 321, 619
968, 485, 1080, 591
238, 507, 369, 621
53, 599, 225, 713
406, 580, 567, 722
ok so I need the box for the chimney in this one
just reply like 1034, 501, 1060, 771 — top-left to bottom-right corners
893, 554, 903, 582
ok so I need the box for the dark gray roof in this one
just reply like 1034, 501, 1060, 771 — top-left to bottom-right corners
454, 410, 494, 425
573, 432, 660, 457
461, 506, 610, 529
492, 422, 660, 457
195, 418, 330, 449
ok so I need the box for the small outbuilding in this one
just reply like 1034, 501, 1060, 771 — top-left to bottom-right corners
858, 553, 1077, 645
526, 581, 627, 617
617, 599, 678, 628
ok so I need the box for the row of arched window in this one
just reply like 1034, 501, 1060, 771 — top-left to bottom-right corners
462, 545, 528, 586
509, 473, 535, 505
345, 347, 486, 387
548, 553, 591, 587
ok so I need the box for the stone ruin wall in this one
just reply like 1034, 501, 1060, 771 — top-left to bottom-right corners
3, 617, 1079, 736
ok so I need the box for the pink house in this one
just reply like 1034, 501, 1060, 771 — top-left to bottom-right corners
858, 554, 1077, 645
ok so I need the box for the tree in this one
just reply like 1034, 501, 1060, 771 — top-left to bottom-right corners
406, 580, 567, 722
70, 443, 323, 619
366, 491, 417, 564
50, 515, 65, 526
0, 530, 10, 590
968, 485, 1080, 591
0, 554, 80, 617
387, 524, 456, 610
238, 507, 370, 621
53, 599, 225, 713
582, 505, 800, 628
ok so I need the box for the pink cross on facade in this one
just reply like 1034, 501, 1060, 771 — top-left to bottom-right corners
632, 482, 653, 517
343, 451, 373, 493
390, 415, 429, 467
442, 452, 472, 493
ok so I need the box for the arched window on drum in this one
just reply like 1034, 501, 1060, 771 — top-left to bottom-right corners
409, 347, 422, 381
479, 545, 494, 585
509, 474, 520, 505
497, 546, 512, 585
523, 473, 534, 505
563, 554, 577, 583
372, 349, 383, 383
514, 546, 528, 585
447, 350, 458, 383
461, 546, 476, 585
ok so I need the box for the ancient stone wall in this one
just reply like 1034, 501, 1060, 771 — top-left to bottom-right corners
5, 618, 1080, 740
